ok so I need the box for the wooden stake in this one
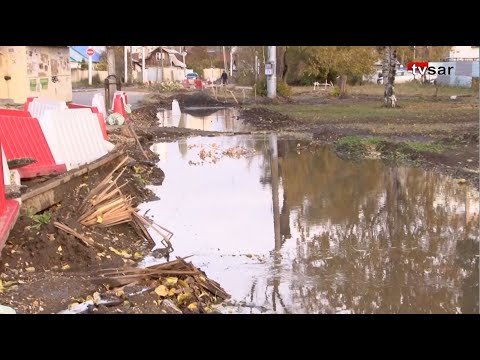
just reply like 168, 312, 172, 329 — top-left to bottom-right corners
127, 123, 149, 160
228, 90, 239, 104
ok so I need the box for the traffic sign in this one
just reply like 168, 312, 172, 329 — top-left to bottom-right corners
87, 48, 94, 57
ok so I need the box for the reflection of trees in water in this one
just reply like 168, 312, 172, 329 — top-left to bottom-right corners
250, 139, 479, 313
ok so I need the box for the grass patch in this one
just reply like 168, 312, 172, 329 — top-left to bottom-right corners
335, 136, 383, 158
349, 82, 477, 97
291, 83, 478, 98
261, 97, 477, 125
335, 136, 445, 162
402, 141, 444, 153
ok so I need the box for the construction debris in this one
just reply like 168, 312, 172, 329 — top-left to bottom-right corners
77, 156, 173, 252
54, 221, 105, 251
94, 256, 230, 313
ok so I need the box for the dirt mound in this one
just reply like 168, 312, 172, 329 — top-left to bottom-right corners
0, 155, 164, 275
239, 107, 299, 130
180, 92, 227, 108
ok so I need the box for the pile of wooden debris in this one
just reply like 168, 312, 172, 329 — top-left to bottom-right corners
77, 156, 173, 250
54, 156, 173, 254
59, 256, 230, 314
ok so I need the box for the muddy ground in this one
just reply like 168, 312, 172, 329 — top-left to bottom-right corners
240, 90, 479, 188
1, 89, 478, 314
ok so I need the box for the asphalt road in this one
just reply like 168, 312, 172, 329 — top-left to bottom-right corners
72, 89, 149, 109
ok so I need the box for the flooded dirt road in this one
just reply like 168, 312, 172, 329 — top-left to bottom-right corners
156, 107, 252, 133
140, 135, 479, 314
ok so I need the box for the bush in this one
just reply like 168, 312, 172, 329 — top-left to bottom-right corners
254, 79, 267, 96
277, 81, 292, 96
330, 87, 341, 97
149, 81, 184, 92
254, 79, 292, 97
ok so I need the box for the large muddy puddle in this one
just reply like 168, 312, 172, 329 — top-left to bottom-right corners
139, 134, 479, 314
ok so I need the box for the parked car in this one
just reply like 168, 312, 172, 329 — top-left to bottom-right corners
376, 70, 417, 84
186, 72, 199, 80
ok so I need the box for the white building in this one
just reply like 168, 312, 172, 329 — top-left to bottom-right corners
447, 46, 479, 61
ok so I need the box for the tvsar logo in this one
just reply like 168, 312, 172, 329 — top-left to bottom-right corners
407, 62, 454, 76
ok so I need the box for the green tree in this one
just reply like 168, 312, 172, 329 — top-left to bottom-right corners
285, 46, 377, 89
96, 51, 107, 71
80, 58, 88, 70
394, 46, 452, 64
186, 46, 224, 76
288, 46, 376, 96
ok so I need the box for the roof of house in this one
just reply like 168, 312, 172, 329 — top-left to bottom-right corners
70, 46, 101, 63
146, 47, 186, 68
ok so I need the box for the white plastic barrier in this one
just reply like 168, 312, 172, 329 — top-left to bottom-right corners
92, 93, 107, 119
1, 146, 10, 186
39, 108, 114, 170
111, 91, 128, 111
28, 98, 67, 121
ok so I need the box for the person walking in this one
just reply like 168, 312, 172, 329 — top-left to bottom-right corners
221, 70, 228, 86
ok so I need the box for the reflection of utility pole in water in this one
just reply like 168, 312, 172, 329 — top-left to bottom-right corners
178, 138, 188, 159
245, 134, 289, 313
270, 133, 281, 312
270, 133, 281, 251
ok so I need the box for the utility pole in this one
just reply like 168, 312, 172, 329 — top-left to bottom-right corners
129, 46, 133, 82
222, 46, 227, 71
124, 46, 128, 83
267, 46, 276, 98
106, 46, 117, 108
254, 52, 258, 83
229, 47, 234, 76
142, 46, 146, 83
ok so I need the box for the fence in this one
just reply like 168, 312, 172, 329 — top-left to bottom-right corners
143, 67, 186, 83
71, 69, 109, 83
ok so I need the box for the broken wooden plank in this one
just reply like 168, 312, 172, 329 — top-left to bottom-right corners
227, 90, 239, 104
127, 123, 149, 160
54, 221, 105, 251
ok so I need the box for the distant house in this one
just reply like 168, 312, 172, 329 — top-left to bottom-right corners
69, 46, 101, 69
445, 46, 479, 61
145, 47, 186, 68
0, 46, 72, 103
142, 47, 187, 83
435, 46, 479, 87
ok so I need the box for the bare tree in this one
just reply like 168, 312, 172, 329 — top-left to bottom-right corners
382, 46, 397, 107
